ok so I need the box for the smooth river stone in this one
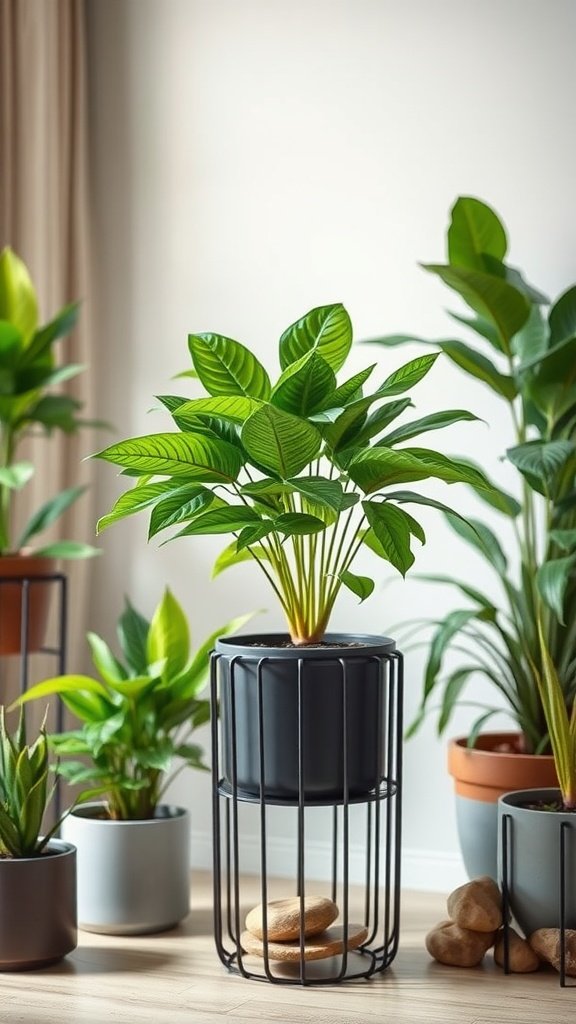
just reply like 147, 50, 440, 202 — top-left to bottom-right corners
529, 928, 576, 977
245, 896, 338, 941
241, 923, 368, 962
447, 876, 502, 933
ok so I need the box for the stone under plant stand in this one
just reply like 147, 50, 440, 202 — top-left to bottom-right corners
210, 646, 403, 985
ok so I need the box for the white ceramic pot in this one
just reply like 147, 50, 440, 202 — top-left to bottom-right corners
61, 803, 190, 935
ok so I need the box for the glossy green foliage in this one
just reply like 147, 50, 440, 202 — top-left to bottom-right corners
371, 197, 576, 771
0, 248, 98, 558
18, 590, 251, 820
95, 303, 487, 643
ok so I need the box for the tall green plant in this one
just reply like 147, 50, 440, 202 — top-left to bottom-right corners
94, 304, 496, 645
367, 196, 576, 751
0, 247, 98, 558
16, 590, 252, 820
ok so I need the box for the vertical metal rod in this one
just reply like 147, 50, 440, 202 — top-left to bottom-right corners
54, 575, 67, 821
560, 820, 568, 988
338, 658, 350, 980
390, 651, 404, 962
364, 802, 373, 930
257, 658, 274, 983
229, 657, 247, 978
297, 658, 307, 984
19, 580, 30, 694
501, 812, 511, 975
210, 653, 225, 963
331, 805, 338, 906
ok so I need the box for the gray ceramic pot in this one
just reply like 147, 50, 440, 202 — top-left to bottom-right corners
0, 839, 76, 970
61, 803, 190, 935
498, 788, 576, 936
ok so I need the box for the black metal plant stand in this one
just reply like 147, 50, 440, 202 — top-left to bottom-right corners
0, 572, 68, 817
210, 643, 403, 985
500, 812, 576, 988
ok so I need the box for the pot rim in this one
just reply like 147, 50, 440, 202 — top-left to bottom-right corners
215, 632, 396, 658
0, 837, 76, 863
66, 802, 188, 824
498, 787, 568, 813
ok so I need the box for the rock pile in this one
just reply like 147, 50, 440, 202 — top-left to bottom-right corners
426, 876, 576, 975
240, 895, 368, 962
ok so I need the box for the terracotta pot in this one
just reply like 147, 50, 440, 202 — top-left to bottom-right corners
448, 733, 558, 879
0, 553, 58, 655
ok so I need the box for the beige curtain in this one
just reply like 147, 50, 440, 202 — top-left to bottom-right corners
0, 0, 95, 705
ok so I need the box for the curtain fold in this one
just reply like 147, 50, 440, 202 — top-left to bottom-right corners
0, 0, 95, 704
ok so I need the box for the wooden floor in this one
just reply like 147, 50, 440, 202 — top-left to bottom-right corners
1, 872, 574, 1024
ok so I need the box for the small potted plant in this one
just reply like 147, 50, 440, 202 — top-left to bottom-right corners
498, 616, 576, 937
0, 247, 98, 653
367, 196, 574, 875
94, 302, 494, 801
0, 706, 76, 969
17, 588, 250, 934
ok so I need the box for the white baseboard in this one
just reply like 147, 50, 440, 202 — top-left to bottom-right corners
190, 829, 466, 894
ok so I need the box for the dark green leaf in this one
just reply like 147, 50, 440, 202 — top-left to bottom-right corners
241, 404, 321, 477
445, 513, 508, 575
188, 333, 271, 399
339, 570, 375, 602
351, 398, 413, 447
270, 351, 336, 415
96, 480, 183, 533
422, 263, 531, 349
173, 505, 262, 537
329, 365, 376, 405
148, 485, 216, 539
274, 512, 326, 536
117, 597, 150, 673
447, 196, 507, 270
536, 555, 576, 623
377, 353, 439, 396
279, 303, 352, 373
95, 433, 243, 483
362, 501, 415, 576
439, 340, 517, 399
378, 409, 480, 448
347, 446, 495, 495
507, 440, 574, 485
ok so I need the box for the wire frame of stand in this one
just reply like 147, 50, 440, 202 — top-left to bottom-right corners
500, 813, 576, 988
0, 572, 68, 818
210, 646, 403, 985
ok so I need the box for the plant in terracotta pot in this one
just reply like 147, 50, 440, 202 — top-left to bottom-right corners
0, 247, 98, 653
93, 302, 495, 800
366, 195, 575, 875
17, 588, 251, 934
0, 706, 76, 969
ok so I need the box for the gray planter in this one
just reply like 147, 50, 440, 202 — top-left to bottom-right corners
61, 803, 190, 935
498, 788, 576, 936
0, 839, 76, 970
216, 632, 395, 801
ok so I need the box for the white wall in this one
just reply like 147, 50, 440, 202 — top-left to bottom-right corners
85, 0, 576, 890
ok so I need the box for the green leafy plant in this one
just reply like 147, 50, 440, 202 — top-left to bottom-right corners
0, 706, 63, 857
533, 620, 576, 810
367, 196, 576, 751
0, 246, 98, 558
94, 303, 497, 645
16, 589, 252, 820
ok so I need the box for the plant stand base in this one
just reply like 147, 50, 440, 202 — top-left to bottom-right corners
210, 645, 403, 985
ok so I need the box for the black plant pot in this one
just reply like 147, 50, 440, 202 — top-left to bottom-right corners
215, 633, 396, 802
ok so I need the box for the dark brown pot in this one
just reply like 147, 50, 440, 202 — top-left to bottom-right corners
0, 839, 77, 970
0, 553, 58, 655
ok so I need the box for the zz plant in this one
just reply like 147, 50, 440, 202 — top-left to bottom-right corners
17, 589, 251, 820
94, 304, 497, 645
368, 196, 576, 752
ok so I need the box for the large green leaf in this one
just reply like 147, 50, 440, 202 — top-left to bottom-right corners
513, 305, 550, 366
447, 196, 507, 270
87, 633, 127, 685
377, 353, 439, 397
148, 485, 216, 539
0, 248, 38, 347
279, 303, 352, 373
439, 340, 517, 399
548, 285, 576, 348
378, 409, 480, 447
97, 480, 186, 533
423, 263, 531, 349
286, 476, 344, 512
274, 512, 326, 536
362, 501, 416, 575
270, 351, 336, 415
211, 539, 270, 578
329, 365, 376, 405
21, 302, 79, 364
447, 311, 501, 349
117, 597, 150, 674
188, 333, 271, 399
507, 440, 575, 485
423, 608, 495, 701
536, 555, 576, 623
25, 394, 83, 433
339, 569, 374, 602
147, 588, 189, 681
95, 433, 243, 483
174, 395, 261, 424
241, 404, 321, 477
347, 446, 494, 495
174, 505, 262, 537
